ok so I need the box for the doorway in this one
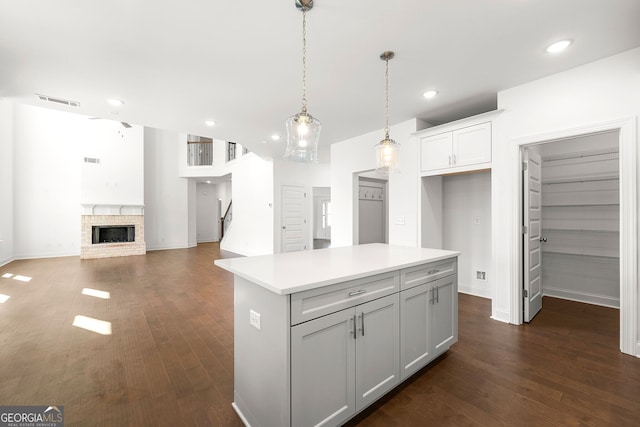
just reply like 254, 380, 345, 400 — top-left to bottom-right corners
312, 187, 331, 249
357, 175, 387, 244
514, 117, 636, 356
522, 132, 620, 322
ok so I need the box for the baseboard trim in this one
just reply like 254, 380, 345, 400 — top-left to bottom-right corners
459, 282, 491, 299
491, 309, 511, 324
543, 287, 619, 309
0, 257, 15, 268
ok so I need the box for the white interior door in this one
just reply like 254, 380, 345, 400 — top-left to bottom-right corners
282, 185, 306, 252
523, 148, 543, 322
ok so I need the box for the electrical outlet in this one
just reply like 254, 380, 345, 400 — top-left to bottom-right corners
249, 309, 261, 330
476, 271, 486, 280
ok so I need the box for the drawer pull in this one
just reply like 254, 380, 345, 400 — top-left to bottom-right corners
348, 289, 367, 297
427, 269, 440, 275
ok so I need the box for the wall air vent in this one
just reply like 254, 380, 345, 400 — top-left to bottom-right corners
35, 93, 80, 108
84, 157, 100, 164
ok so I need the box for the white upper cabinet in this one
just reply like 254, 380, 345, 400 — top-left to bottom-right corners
419, 113, 497, 176
453, 122, 492, 167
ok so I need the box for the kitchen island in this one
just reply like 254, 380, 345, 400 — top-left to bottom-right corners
215, 243, 460, 427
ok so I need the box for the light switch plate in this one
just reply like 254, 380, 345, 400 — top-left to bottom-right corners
249, 309, 261, 330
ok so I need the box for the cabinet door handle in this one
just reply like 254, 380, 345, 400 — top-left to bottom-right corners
429, 287, 435, 304
435, 286, 440, 304
448, 154, 452, 166
348, 289, 366, 297
452, 153, 456, 164
427, 269, 440, 275
360, 313, 365, 336
351, 315, 357, 340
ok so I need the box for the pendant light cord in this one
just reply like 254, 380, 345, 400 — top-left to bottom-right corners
301, 8, 308, 114
384, 57, 390, 139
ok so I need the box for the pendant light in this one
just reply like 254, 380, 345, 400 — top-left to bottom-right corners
375, 51, 400, 175
284, 0, 321, 163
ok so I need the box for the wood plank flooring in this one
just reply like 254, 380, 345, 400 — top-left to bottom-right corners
0, 243, 638, 426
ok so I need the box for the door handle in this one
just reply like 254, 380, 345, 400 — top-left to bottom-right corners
359, 313, 365, 336
539, 237, 547, 243
429, 287, 435, 304
282, 226, 286, 229
351, 315, 357, 340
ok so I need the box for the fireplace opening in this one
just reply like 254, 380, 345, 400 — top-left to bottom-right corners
92, 225, 135, 244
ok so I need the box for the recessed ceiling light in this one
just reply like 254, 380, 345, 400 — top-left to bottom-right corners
107, 98, 124, 107
546, 39, 572, 54
423, 90, 438, 99
271, 134, 280, 141
205, 120, 216, 127
205, 180, 212, 184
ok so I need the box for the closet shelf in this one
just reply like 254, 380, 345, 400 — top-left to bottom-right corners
542, 250, 620, 261
542, 203, 619, 207
542, 175, 619, 185
542, 228, 619, 234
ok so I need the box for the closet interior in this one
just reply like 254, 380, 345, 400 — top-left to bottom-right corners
539, 131, 620, 308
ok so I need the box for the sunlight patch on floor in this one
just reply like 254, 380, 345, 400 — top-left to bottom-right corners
13, 275, 32, 282
81, 288, 111, 299
72, 315, 112, 335
0, 294, 9, 303
2, 273, 14, 278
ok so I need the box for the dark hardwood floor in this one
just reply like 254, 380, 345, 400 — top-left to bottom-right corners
0, 243, 638, 426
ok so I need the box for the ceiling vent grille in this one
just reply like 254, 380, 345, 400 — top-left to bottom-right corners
84, 157, 100, 164
36, 94, 80, 108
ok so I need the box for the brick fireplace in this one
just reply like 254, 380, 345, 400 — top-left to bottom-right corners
80, 205, 146, 259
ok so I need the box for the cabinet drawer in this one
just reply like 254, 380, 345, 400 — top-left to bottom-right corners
400, 258, 456, 291
291, 271, 399, 325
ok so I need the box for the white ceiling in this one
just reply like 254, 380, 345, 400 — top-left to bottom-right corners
1, 0, 639, 161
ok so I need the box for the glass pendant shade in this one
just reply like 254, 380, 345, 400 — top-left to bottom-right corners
284, 111, 321, 163
375, 137, 400, 175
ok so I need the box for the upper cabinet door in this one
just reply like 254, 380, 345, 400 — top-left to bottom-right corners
421, 132, 453, 172
452, 122, 492, 167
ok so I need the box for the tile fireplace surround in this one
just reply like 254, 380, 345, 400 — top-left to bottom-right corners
80, 204, 146, 259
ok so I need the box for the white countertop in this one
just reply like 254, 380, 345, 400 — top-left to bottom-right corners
214, 243, 459, 295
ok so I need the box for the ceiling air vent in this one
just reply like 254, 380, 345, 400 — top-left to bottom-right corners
36, 94, 80, 108
84, 157, 100, 164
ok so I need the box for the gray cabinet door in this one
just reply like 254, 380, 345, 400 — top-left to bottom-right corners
431, 274, 458, 357
355, 294, 400, 411
291, 308, 356, 427
399, 283, 431, 380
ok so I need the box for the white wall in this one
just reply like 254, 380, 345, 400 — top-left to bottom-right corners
81, 121, 144, 205
12, 105, 85, 258
144, 127, 193, 250
443, 171, 491, 298
494, 47, 639, 354
273, 159, 330, 253
196, 182, 219, 242
0, 101, 14, 265
221, 154, 274, 256
330, 119, 425, 248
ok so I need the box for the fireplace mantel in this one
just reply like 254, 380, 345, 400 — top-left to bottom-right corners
81, 204, 144, 216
